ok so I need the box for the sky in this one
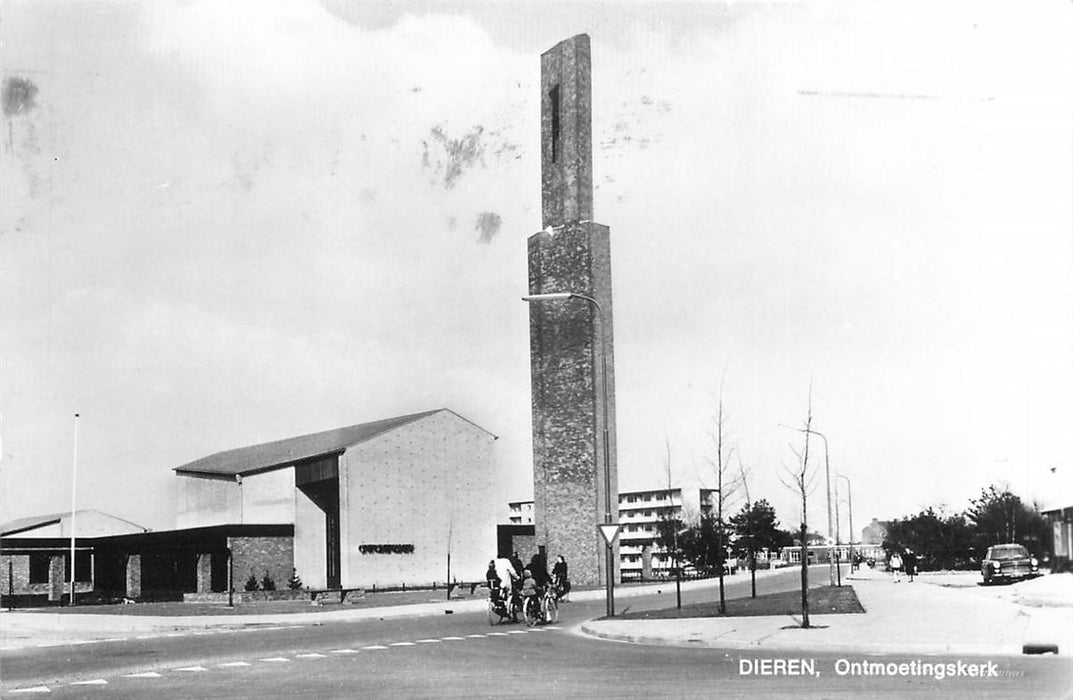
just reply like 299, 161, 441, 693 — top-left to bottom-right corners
2, 1, 1071, 540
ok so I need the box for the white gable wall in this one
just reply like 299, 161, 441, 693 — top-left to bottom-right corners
240, 468, 295, 524
176, 474, 243, 528
339, 411, 496, 588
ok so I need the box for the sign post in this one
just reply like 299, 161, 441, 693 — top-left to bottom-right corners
598, 523, 621, 617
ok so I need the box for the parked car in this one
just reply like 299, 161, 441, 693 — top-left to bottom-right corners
981, 544, 1039, 584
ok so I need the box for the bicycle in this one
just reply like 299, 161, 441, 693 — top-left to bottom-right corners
487, 586, 522, 626
522, 587, 558, 626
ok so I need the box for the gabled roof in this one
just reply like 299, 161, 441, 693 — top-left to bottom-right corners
0, 510, 147, 537
0, 513, 61, 537
174, 409, 492, 478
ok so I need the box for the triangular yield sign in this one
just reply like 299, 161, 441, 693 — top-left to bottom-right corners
598, 523, 621, 545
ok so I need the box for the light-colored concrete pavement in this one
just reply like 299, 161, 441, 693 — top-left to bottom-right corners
0, 571, 776, 650
4, 568, 1069, 657
583, 567, 1073, 657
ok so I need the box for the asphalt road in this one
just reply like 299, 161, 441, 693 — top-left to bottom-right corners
2, 570, 1068, 699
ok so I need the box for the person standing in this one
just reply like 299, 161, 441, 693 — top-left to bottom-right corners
889, 551, 904, 583
904, 548, 917, 583
552, 555, 570, 601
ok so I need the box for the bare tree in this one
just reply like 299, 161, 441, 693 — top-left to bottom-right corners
779, 387, 819, 628
661, 436, 683, 608
706, 378, 742, 614
737, 453, 757, 599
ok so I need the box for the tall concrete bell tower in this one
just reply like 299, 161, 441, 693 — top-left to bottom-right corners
527, 34, 619, 587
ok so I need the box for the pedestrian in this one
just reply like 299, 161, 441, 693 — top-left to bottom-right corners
552, 555, 570, 601
889, 551, 903, 583
904, 548, 917, 583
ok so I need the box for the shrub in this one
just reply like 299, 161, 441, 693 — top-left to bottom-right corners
244, 573, 259, 592
287, 568, 303, 590
261, 571, 276, 591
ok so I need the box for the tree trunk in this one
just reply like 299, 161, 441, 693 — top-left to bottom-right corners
800, 522, 810, 628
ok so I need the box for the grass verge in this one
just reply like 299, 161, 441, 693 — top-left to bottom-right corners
618, 585, 864, 620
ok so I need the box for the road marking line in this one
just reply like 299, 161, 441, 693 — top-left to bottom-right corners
70, 680, 108, 686
175, 665, 209, 672
261, 657, 290, 662
465, 634, 486, 638
507, 630, 528, 634
487, 632, 508, 636
544, 626, 561, 630
296, 653, 327, 658
9, 687, 51, 694
441, 636, 465, 641
389, 642, 416, 646
416, 639, 441, 643
217, 662, 250, 668
362, 645, 389, 650
122, 672, 162, 678
331, 649, 360, 654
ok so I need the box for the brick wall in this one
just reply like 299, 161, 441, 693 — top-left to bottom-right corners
229, 536, 294, 590
528, 221, 619, 587
529, 35, 619, 588
0, 554, 30, 594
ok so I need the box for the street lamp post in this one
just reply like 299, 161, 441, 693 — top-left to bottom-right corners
780, 424, 836, 587
837, 474, 854, 572
523, 292, 615, 617
69, 413, 80, 606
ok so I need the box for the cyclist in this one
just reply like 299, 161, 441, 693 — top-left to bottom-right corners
493, 556, 520, 620
519, 568, 539, 617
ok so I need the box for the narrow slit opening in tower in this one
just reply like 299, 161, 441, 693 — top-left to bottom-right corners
550, 84, 560, 163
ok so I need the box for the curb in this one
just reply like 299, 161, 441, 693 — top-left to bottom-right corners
0, 574, 748, 635
579, 620, 1026, 657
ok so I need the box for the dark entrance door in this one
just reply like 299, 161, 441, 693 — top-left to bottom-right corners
325, 505, 341, 589
297, 457, 342, 590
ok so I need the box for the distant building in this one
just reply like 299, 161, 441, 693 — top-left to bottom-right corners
861, 517, 890, 545
617, 487, 727, 580
1042, 503, 1073, 573
779, 544, 854, 566
508, 501, 534, 525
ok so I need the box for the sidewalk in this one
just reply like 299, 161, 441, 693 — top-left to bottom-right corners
0, 573, 770, 651
583, 567, 1072, 656
4, 568, 1069, 656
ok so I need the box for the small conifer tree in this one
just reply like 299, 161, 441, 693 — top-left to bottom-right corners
261, 570, 276, 591
287, 567, 303, 590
